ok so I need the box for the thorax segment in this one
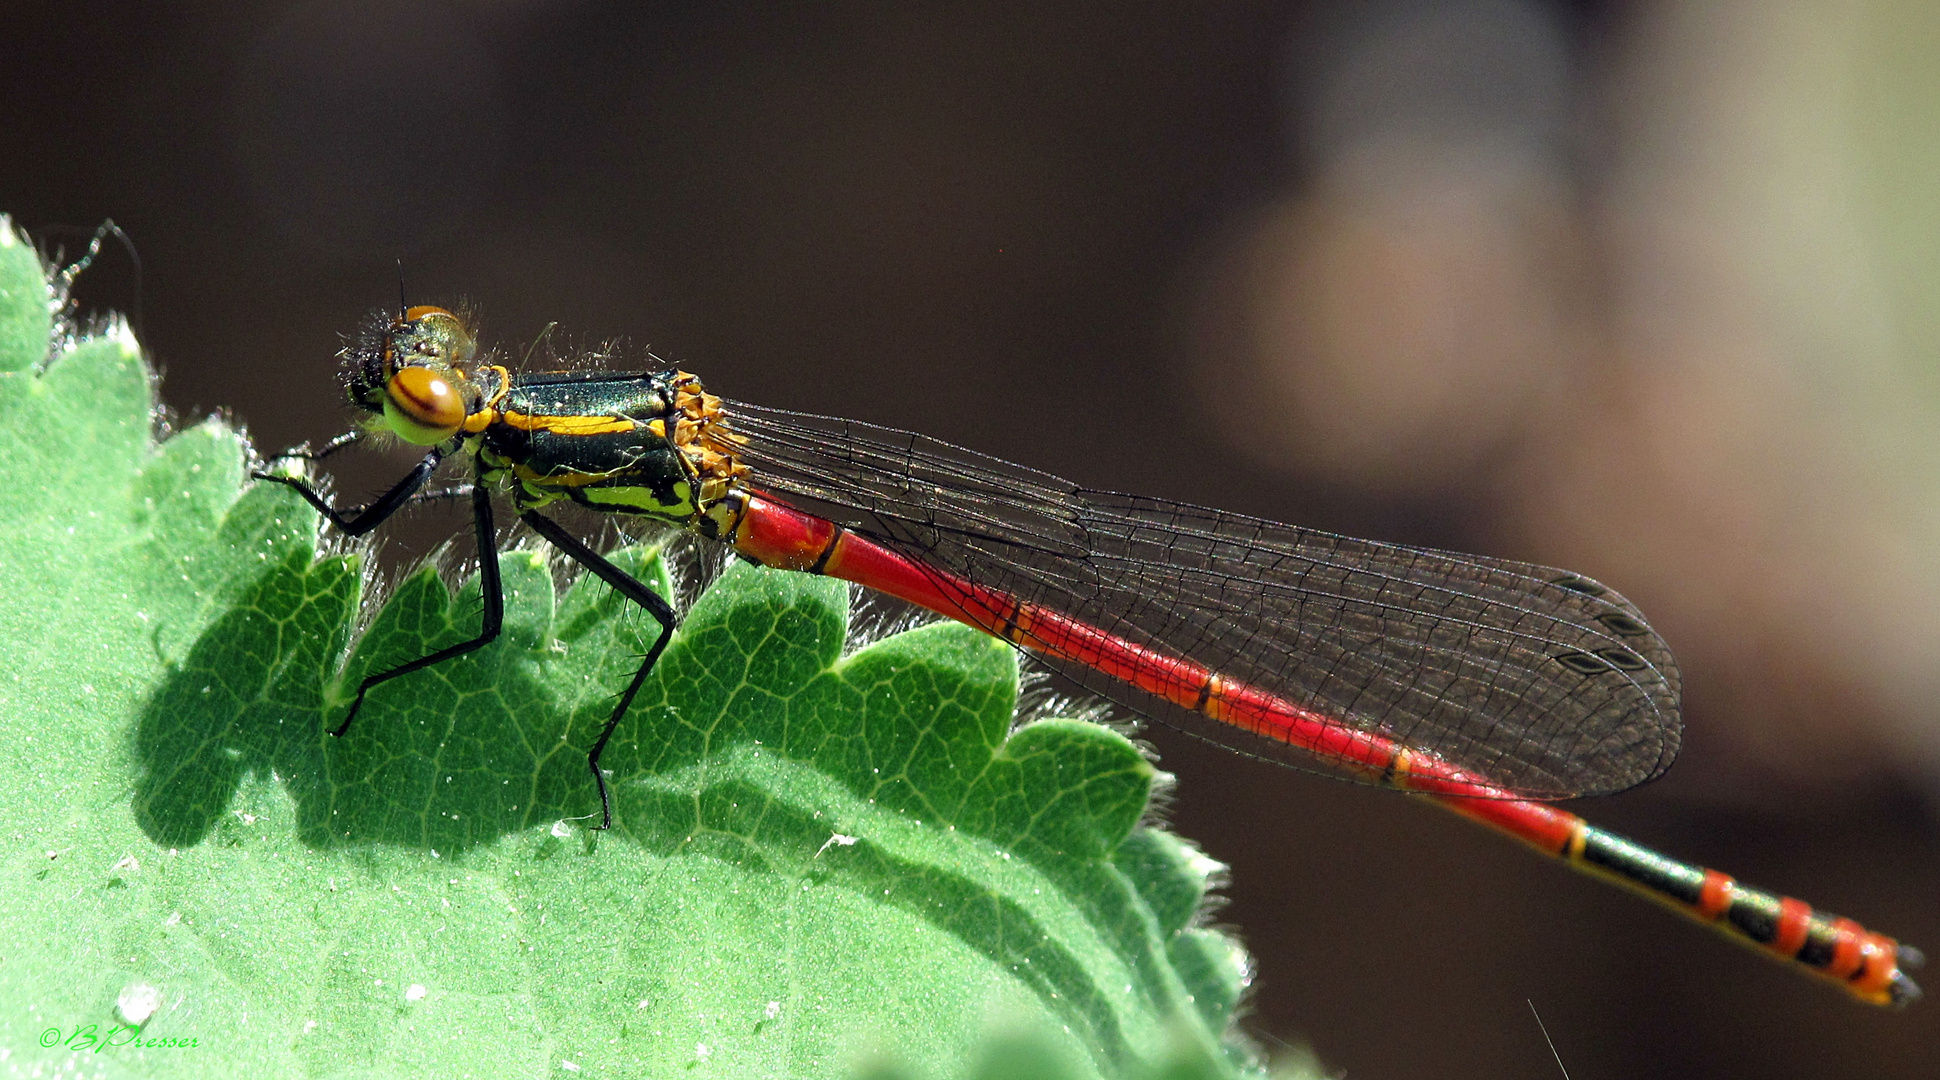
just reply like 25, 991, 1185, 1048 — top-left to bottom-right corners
470, 369, 747, 526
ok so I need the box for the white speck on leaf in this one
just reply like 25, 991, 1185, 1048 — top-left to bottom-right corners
115, 982, 162, 1026
815, 833, 859, 857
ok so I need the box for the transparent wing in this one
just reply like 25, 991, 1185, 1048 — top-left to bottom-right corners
721, 400, 1681, 799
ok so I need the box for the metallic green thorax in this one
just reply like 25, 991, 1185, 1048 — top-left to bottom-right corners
474, 371, 700, 522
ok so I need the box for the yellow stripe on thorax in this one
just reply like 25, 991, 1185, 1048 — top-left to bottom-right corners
461, 366, 516, 433
498, 409, 636, 436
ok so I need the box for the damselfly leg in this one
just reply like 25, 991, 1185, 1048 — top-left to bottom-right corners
253, 456, 678, 829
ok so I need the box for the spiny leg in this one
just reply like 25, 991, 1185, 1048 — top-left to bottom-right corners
253, 446, 445, 536
521, 511, 679, 830
322, 483, 477, 518
254, 449, 498, 740
264, 428, 367, 466
316, 481, 507, 738
266, 479, 477, 526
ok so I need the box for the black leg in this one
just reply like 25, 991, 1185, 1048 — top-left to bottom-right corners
253, 447, 444, 536
322, 483, 476, 519
521, 511, 679, 830
408, 484, 476, 503
265, 428, 366, 465
329, 482, 506, 737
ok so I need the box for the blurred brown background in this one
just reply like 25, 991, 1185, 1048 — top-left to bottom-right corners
7, 2, 1938, 1076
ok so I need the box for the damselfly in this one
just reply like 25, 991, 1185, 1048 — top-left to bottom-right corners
256, 304, 1922, 1007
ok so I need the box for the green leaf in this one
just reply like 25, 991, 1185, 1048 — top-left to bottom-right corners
0, 217, 1303, 1079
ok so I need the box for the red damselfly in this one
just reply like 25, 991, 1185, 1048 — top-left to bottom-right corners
257, 304, 1922, 1007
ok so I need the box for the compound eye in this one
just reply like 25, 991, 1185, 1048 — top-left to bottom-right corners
383, 366, 465, 445
384, 306, 477, 370
415, 308, 475, 365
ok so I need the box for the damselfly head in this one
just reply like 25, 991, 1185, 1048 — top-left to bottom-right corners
342, 304, 482, 445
